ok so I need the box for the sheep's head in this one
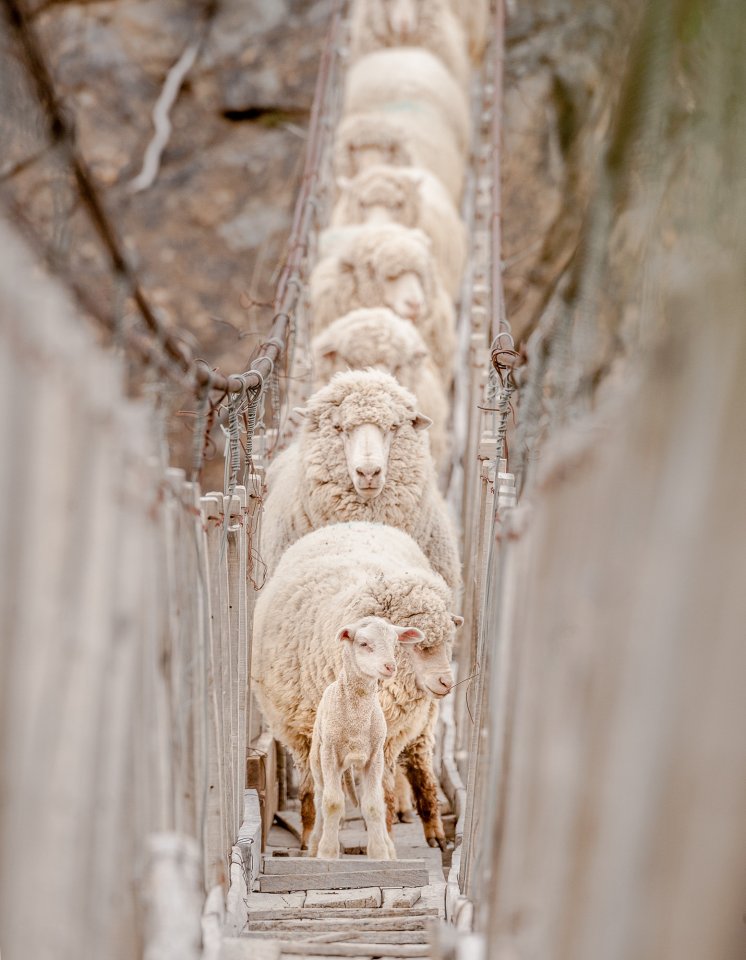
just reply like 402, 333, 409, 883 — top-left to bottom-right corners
334, 115, 415, 179
312, 308, 429, 391
370, 0, 422, 39
337, 616, 423, 681
360, 575, 464, 699
296, 369, 431, 501
337, 166, 421, 229
355, 227, 434, 323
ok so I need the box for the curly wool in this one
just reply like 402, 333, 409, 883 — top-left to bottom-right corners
343, 48, 470, 154
309, 223, 456, 380
349, 0, 470, 90
333, 111, 465, 202
311, 308, 450, 469
252, 521, 457, 776
331, 165, 466, 298
261, 369, 460, 590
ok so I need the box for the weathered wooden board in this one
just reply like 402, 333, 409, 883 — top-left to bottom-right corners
258, 867, 427, 892
248, 917, 429, 932
303, 888, 383, 909
382, 888, 422, 909
271, 942, 430, 957
262, 857, 427, 876
247, 907, 438, 922
246, 931, 430, 944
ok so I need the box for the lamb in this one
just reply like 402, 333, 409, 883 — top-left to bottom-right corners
344, 48, 470, 155
334, 111, 465, 204
309, 224, 457, 381
252, 521, 463, 849
261, 369, 461, 592
349, 0, 470, 91
329, 165, 467, 299
449, 0, 489, 61
308, 616, 424, 860
311, 308, 450, 470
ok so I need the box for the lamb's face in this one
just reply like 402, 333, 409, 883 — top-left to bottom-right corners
338, 616, 423, 681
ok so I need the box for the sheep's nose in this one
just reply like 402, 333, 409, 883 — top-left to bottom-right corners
356, 465, 382, 481
436, 675, 453, 694
383, 662, 396, 676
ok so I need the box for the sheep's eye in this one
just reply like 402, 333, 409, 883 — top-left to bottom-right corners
333, 423, 344, 433
359, 641, 370, 650
385, 274, 399, 283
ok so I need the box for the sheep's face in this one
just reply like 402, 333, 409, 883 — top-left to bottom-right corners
338, 616, 423, 681
324, 391, 431, 500
380, 0, 421, 38
344, 171, 420, 229
381, 270, 426, 322
406, 614, 463, 698
351, 141, 403, 174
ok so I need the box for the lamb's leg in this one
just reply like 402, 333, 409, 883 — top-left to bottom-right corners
400, 729, 446, 850
360, 751, 395, 861
317, 745, 344, 859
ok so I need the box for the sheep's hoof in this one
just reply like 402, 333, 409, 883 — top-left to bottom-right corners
427, 837, 439, 848
398, 810, 416, 824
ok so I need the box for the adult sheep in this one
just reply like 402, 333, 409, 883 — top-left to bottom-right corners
344, 48, 470, 155
349, 0, 470, 91
260, 369, 461, 592
252, 521, 463, 849
334, 111, 464, 203
311, 308, 450, 470
329, 164, 467, 298
449, 0, 489, 61
309, 223, 456, 382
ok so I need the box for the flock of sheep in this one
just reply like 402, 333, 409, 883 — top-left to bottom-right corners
253, 0, 488, 860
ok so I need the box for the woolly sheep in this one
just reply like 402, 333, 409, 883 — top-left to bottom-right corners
309, 223, 457, 381
329, 164, 467, 298
449, 0, 489, 61
252, 521, 463, 848
334, 111, 465, 203
261, 369, 461, 590
311, 308, 450, 470
308, 616, 423, 860
349, 0, 470, 91
344, 48, 470, 155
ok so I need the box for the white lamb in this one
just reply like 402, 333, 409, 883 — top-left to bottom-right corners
309, 223, 457, 382
261, 369, 461, 591
349, 0, 470, 91
334, 111, 465, 203
308, 616, 423, 860
252, 521, 463, 849
311, 308, 450, 470
329, 164, 466, 298
344, 48, 470, 155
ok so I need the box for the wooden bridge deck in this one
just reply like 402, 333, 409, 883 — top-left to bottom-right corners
221, 798, 452, 960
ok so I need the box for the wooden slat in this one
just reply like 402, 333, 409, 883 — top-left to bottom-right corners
258, 867, 428, 893
246, 931, 430, 944
248, 917, 429, 932
262, 858, 427, 876
247, 908, 438, 922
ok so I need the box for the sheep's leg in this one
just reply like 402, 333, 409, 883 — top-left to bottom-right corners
298, 761, 316, 851
394, 762, 416, 823
382, 759, 397, 836
360, 753, 394, 861
400, 731, 446, 850
308, 740, 323, 857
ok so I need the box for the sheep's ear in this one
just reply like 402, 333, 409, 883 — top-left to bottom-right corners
320, 347, 338, 363
412, 413, 432, 432
450, 614, 465, 629
396, 626, 424, 645
336, 625, 356, 643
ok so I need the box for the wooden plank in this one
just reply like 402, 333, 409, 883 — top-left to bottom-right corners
271, 941, 429, 957
262, 858, 427, 876
248, 918, 429, 933
247, 730, 279, 846
258, 867, 427, 892
303, 888, 383, 909
382, 889, 422, 909
248, 931, 430, 944
247, 908, 438, 921
220, 939, 281, 960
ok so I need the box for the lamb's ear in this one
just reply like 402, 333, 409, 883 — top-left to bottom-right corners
412, 412, 433, 432
450, 614, 465, 629
396, 626, 424, 645
336, 624, 356, 643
